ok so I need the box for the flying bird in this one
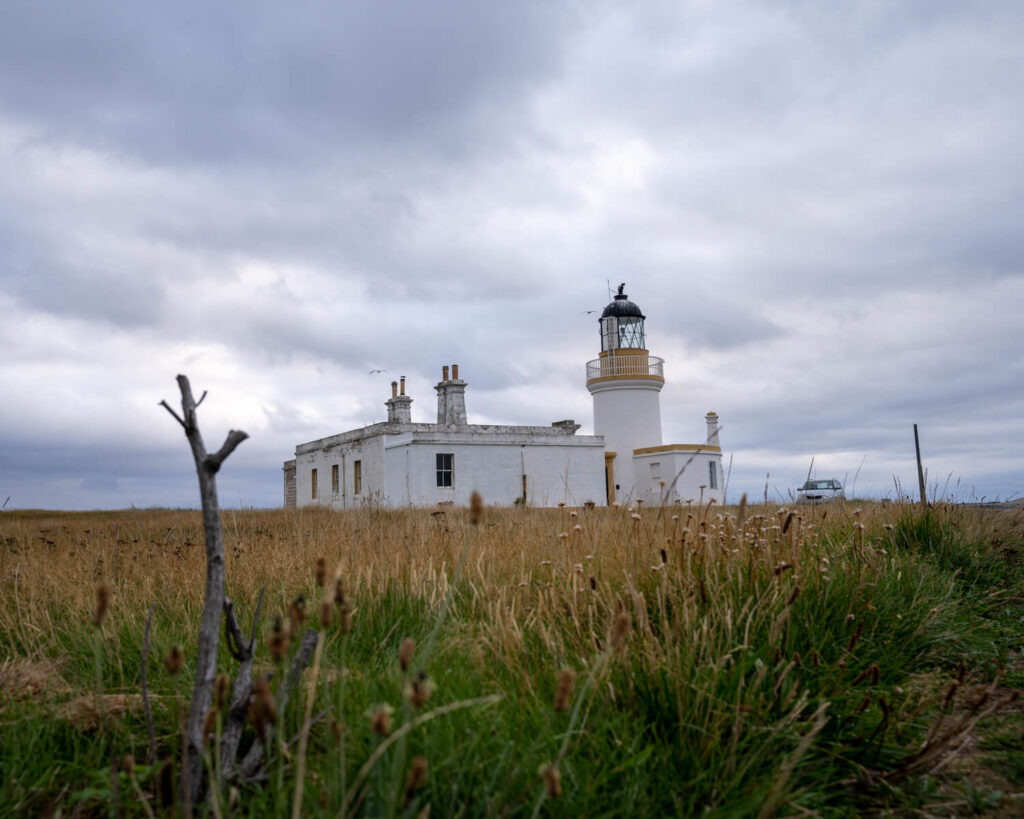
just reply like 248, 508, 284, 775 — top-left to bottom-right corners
368, 368, 389, 374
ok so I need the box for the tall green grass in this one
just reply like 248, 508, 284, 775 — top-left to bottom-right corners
0, 502, 1021, 815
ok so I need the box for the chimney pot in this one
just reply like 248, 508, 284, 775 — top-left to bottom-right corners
391, 381, 398, 398
452, 363, 459, 380
442, 365, 450, 381
400, 376, 406, 396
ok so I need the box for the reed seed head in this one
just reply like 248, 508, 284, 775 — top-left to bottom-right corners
469, 490, 484, 525
164, 644, 185, 675
369, 704, 393, 736
157, 760, 176, 808
93, 582, 112, 627
121, 755, 135, 777
338, 602, 352, 634
288, 595, 307, 635
403, 756, 428, 808
269, 616, 290, 663
333, 576, 346, 606
405, 670, 434, 708
398, 637, 415, 672
610, 610, 631, 650
554, 669, 575, 712
249, 677, 277, 742
320, 599, 333, 629
541, 765, 562, 798
202, 706, 218, 745
214, 673, 231, 708
315, 557, 327, 588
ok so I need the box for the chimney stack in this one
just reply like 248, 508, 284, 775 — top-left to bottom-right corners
436, 364, 467, 425
386, 379, 413, 424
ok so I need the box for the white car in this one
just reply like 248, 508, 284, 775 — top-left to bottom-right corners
797, 479, 845, 503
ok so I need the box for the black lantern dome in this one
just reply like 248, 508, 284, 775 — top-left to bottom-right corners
599, 283, 646, 351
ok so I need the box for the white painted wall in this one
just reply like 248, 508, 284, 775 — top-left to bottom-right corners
632, 449, 725, 507
292, 424, 606, 508
589, 378, 663, 503
385, 435, 605, 507
294, 426, 388, 508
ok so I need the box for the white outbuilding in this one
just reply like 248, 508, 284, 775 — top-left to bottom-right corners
283, 285, 725, 508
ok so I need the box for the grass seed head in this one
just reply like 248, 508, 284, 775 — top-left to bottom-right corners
164, 645, 185, 675
398, 637, 415, 672
249, 677, 277, 742
288, 595, 307, 635
405, 670, 434, 708
214, 673, 231, 708
469, 490, 484, 525
269, 616, 290, 663
93, 582, 112, 627
202, 706, 218, 745
369, 704, 393, 736
610, 610, 631, 650
403, 756, 428, 808
157, 760, 176, 808
541, 765, 562, 798
554, 669, 575, 712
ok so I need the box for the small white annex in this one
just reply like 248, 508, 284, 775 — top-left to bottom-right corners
284, 285, 725, 508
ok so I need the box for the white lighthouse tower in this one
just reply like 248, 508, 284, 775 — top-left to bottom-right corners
586, 283, 725, 506
586, 284, 665, 504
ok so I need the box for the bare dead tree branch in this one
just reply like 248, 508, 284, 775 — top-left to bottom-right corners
219, 588, 265, 783
159, 400, 187, 430
195, 390, 208, 408
161, 374, 248, 801
141, 602, 157, 765
223, 598, 248, 662
239, 629, 319, 780
205, 430, 250, 475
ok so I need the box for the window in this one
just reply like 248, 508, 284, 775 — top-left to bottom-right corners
436, 453, 453, 487
311, 468, 318, 500
331, 464, 339, 494
708, 461, 717, 490
649, 462, 661, 480
353, 460, 362, 495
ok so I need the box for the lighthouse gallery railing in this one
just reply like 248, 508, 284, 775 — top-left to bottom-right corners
586, 355, 664, 381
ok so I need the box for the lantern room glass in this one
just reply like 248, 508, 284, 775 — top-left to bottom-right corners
600, 316, 645, 351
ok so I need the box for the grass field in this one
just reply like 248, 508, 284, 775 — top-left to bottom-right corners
1, 499, 1023, 816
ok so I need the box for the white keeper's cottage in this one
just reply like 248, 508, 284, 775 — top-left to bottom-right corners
283, 285, 725, 508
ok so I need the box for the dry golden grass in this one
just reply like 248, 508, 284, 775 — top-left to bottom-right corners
1, 500, 1021, 815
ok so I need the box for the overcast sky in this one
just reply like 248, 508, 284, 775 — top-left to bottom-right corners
1, 1, 1022, 510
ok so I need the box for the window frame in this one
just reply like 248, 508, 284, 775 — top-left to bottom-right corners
311, 468, 318, 500
436, 453, 454, 488
353, 460, 362, 495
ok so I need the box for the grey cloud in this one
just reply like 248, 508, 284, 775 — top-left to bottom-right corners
0, 2, 578, 166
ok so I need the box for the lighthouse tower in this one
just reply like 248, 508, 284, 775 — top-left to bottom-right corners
586, 284, 666, 504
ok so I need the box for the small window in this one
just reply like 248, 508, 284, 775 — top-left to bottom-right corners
353, 460, 362, 495
708, 461, 717, 490
311, 468, 318, 500
649, 462, 661, 480
331, 464, 339, 494
436, 453, 453, 487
